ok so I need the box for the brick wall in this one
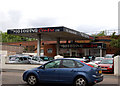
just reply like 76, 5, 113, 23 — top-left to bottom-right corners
44, 44, 56, 57
1, 44, 24, 55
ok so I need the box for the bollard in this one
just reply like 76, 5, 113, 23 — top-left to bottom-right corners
114, 55, 120, 76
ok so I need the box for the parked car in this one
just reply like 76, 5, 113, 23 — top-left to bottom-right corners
104, 54, 114, 58
84, 56, 91, 62
92, 57, 104, 64
98, 58, 114, 73
30, 56, 53, 65
23, 58, 103, 86
86, 62, 99, 68
40, 56, 53, 61
9, 54, 31, 64
84, 56, 95, 62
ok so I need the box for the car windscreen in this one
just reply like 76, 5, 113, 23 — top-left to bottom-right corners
95, 58, 103, 61
105, 55, 113, 58
100, 59, 113, 64
32, 56, 40, 61
9, 56, 16, 61
40, 57, 53, 61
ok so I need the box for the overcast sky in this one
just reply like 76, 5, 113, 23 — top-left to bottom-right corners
0, 0, 119, 34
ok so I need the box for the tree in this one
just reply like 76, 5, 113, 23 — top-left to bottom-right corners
110, 32, 120, 48
92, 31, 106, 37
1, 31, 36, 42
110, 32, 120, 56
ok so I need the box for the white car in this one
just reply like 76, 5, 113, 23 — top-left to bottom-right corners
8, 55, 31, 64
104, 54, 114, 58
92, 57, 104, 64
30, 56, 51, 65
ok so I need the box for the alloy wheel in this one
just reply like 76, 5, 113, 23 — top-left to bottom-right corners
27, 75, 37, 85
75, 77, 86, 86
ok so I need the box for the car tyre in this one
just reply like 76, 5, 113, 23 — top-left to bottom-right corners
27, 74, 38, 86
74, 76, 87, 86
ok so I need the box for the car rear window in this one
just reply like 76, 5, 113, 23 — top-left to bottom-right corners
95, 58, 103, 61
100, 59, 113, 64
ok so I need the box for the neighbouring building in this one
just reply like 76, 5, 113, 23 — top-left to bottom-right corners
3, 35, 119, 58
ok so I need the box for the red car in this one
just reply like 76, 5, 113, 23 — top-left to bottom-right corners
98, 58, 114, 73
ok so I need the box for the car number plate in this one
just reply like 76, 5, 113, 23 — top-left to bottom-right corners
101, 68, 107, 70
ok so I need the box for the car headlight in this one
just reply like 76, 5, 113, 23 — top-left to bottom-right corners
109, 66, 112, 68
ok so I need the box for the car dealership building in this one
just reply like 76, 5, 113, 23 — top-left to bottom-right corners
5, 26, 117, 58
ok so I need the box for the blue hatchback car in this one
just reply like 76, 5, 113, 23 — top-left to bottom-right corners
23, 58, 103, 86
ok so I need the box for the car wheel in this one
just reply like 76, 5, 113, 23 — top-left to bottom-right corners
74, 77, 87, 86
27, 74, 38, 86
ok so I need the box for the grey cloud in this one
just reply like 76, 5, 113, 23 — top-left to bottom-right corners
28, 18, 57, 27
8, 10, 22, 23
0, 10, 22, 32
76, 25, 106, 35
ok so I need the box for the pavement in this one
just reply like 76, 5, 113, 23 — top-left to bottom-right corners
2, 64, 41, 71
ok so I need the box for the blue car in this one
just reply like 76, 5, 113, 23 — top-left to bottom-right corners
23, 58, 103, 86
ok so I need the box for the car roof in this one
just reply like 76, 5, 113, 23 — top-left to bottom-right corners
57, 58, 84, 61
105, 54, 114, 56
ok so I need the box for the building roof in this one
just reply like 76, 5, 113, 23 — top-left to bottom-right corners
7, 26, 94, 41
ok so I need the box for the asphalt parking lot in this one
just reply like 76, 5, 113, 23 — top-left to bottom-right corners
1, 69, 120, 86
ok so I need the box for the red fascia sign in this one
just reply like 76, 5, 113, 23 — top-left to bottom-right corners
83, 44, 98, 48
38, 28, 55, 32
60, 43, 103, 48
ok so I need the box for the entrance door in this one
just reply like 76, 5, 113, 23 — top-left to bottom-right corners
70, 49, 77, 57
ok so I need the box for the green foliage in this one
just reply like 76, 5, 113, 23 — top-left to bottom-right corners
92, 31, 106, 37
0, 31, 2, 42
110, 32, 120, 48
1, 31, 36, 42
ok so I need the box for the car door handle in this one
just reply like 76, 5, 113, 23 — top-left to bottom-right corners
53, 70, 57, 72
71, 70, 75, 72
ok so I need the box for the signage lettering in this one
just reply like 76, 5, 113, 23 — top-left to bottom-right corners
60, 43, 103, 48
38, 28, 55, 32
12, 29, 38, 34
65, 29, 77, 34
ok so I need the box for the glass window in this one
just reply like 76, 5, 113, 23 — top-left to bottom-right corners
45, 60, 61, 69
47, 48, 53, 53
41, 49, 44, 53
105, 55, 113, 58
100, 59, 113, 64
23, 57, 27, 60
62, 60, 76, 68
76, 62, 84, 68
32, 56, 39, 61
95, 58, 103, 61
19, 57, 23, 61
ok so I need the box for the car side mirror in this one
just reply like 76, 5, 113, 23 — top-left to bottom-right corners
39, 65, 45, 69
